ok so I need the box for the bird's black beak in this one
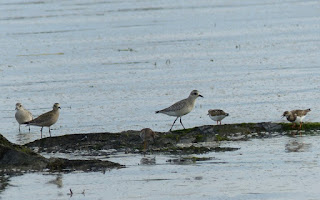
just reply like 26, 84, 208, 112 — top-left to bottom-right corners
199, 94, 204, 98
59, 107, 61, 109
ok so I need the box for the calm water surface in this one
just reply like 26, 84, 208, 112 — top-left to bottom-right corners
2, 136, 320, 199
1, 0, 320, 199
1, 0, 320, 143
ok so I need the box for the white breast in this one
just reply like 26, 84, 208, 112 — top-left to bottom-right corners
294, 116, 306, 123
209, 115, 226, 121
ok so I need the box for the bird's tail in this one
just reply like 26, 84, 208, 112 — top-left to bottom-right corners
23, 120, 33, 125
23, 121, 31, 126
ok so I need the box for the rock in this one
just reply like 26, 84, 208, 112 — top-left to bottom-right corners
0, 134, 47, 171
4, 122, 320, 173
0, 134, 123, 173
23, 122, 320, 155
46, 158, 122, 172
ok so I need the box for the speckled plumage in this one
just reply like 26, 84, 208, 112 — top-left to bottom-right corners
140, 128, 156, 142
282, 108, 311, 132
140, 128, 156, 152
208, 109, 229, 125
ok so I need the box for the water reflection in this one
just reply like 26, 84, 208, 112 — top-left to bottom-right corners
46, 174, 63, 188
286, 130, 302, 137
140, 157, 156, 165
0, 175, 10, 193
16, 132, 37, 145
285, 137, 312, 153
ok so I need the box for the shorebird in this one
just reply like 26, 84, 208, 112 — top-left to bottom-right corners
26, 103, 61, 138
155, 90, 203, 131
140, 128, 156, 151
282, 109, 311, 130
15, 103, 33, 132
208, 109, 229, 125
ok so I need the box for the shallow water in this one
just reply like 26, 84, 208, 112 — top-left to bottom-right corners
1, 0, 320, 144
1, 0, 320, 199
2, 136, 320, 200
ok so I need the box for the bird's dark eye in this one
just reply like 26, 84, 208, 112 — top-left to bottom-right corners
193, 93, 198, 95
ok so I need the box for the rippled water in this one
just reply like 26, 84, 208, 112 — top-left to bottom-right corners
2, 136, 320, 199
1, 0, 320, 144
1, 0, 320, 199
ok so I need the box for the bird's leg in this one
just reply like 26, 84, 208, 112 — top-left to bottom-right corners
299, 122, 302, 130
220, 121, 222, 125
179, 117, 185, 129
40, 127, 43, 139
216, 121, 218, 125
152, 136, 156, 145
143, 141, 147, 152
19, 125, 21, 133
49, 127, 51, 137
170, 117, 179, 131
28, 126, 30, 133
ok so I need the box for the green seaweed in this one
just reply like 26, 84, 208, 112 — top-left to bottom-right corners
0, 134, 35, 155
172, 127, 196, 134
215, 135, 229, 141
280, 122, 320, 131
93, 144, 104, 150
47, 159, 64, 171
163, 133, 180, 141
300, 122, 320, 130
194, 134, 205, 143
236, 123, 256, 128
183, 156, 212, 162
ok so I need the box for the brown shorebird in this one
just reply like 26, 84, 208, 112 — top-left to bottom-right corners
26, 103, 61, 138
140, 128, 156, 151
15, 103, 33, 132
208, 109, 229, 125
282, 108, 311, 135
155, 90, 203, 131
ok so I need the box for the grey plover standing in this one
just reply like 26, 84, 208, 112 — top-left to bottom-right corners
208, 109, 229, 125
26, 103, 61, 138
140, 128, 156, 151
155, 90, 203, 131
15, 103, 33, 132
282, 109, 311, 133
